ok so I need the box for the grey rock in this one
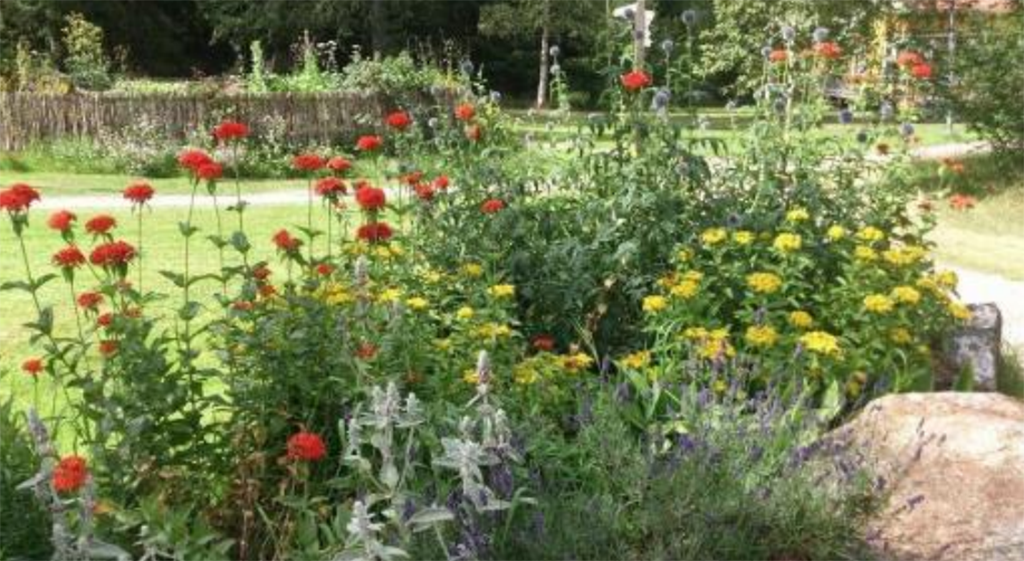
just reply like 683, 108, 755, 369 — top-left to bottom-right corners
949, 303, 1003, 390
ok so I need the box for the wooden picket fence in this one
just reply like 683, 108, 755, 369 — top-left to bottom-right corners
0, 91, 447, 151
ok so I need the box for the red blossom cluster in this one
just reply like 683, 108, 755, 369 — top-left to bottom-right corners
356, 222, 393, 242
197, 162, 224, 181
53, 246, 86, 269
386, 110, 412, 130
272, 229, 302, 253
286, 431, 326, 461
327, 156, 352, 174
48, 210, 77, 232
897, 51, 932, 80
90, 240, 136, 267
949, 193, 977, 211
531, 334, 556, 353
178, 149, 214, 173
293, 153, 325, 172
356, 135, 383, 152
355, 185, 387, 211
769, 49, 788, 63
22, 358, 44, 376
53, 455, 89, 492
77, 291, 104, 311
620, 70, 652, 91
85, 215, 116, 235
481, 199, 505, 214
123, 181, 155, 205
455, 103, 476, 122
212, 120, 250, 142
98, 340, 118, 357
813, 42, 842, 59
0, 183, 41, 213
315, 177, 347, 199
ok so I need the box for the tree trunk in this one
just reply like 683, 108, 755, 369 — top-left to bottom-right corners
633, 0, 646, 70
535, 0, 551, 109
371, 0, 386, 60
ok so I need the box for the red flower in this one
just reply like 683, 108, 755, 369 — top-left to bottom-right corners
85, 215, 116, 235
197, 162, 224, 181
77, 291, 103, 311
769, 49, 788, 63
355, 341, 378, 360
876, 143, 890, 156
123, 181, 155, 204
53, 455, 88, 493
258, 284, 277, 297
293, 153, 325, 172
48, 210, 77, 232
455, 103, 476, 122
22, 358, 44, 376
465, 124, 482, 142
386, 110, 412, 130
531, 335, 556, 353
212, 120, 250, 142
814, 42, 842, 60
620, 70, 652, 92
910, 63, 932, 80
949, 193, 977, 211
89, 240, 136, 267
272, 229, 302, 253
98, 340, 119, 357
232, 300, 254, 311
253, 265, 272, 281
356, 135, 383, 152
0, 183, 41, 212
355, 186, 387, 211
401, 171, 423, 185
287, 431, 326, 461
53, 246, 86, 269
315, 177, 347, 198
178, 149, 214, 172
942, 158, 966, 175
481, 199, 505, 214
96, 312, 114, 328
356, 222, 394, 243
327, 156, 352, 174
414, 183, 436, 201
433, 175, 450, 190
897, 51, 924, 68
315, 263, 335, 276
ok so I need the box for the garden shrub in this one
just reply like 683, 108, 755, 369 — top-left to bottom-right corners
61, 12, 113, 91
0, 397, 52, 560
942, 9, 1024, 156
0, 24, 974, 561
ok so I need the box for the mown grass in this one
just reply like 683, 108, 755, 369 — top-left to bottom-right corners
0, 170, 310, 196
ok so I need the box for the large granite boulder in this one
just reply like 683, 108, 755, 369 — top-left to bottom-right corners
839, 392, 1024, 560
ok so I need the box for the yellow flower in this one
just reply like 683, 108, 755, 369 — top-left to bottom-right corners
826, 225, 847, 241
701, 228, 728, 245
883, 246, 927, 266
658, 274, 678, 288
463, 369, 480, 385
890, 328, 913, 344
682, 270, 704, 282
682, 326, 709, 340
373, 246, 395, 260
800, 331, 841, 356
747, 272, 782, 294
712, 379, 729, 394
419, 269, 443, 284
456, 306, 475, 320
856, 226, 885, 243
434, 338, 452, 351
378, 287, 403, 303
676, 248, 693, 262
854, 245, 878, 262
561, 352, 594, 373
488, 284, 516, 298
863, 294, 894, 314
643, 295, 668, 313
891, 286, 921, 305
670, 279, 700, 299
733, 230, 755, 245
948, 301, 971, 321
785, 208, 810, 223
321, 282, 353, 305
461, 263, 484, 278
406, 296, 429, 311
745, 325, 779, 348
772, 233, 802, 253
697, 329, 735, 359
620, 350, 651, 369
514, 364, 539, 385
936, 270, 958, 290
788, 310, 814, 329
475, 322, 512, 339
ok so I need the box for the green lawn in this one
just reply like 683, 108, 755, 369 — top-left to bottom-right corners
0, 171, 311, 196
0, 201, 348, 416
920, 155, 1024, 280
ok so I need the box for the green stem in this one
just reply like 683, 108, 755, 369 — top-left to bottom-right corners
136, 207, 144, 293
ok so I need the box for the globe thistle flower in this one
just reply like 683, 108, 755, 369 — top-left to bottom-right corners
773, 97, 787, 115
651, 88, 671, 112
812, 27, 830, 43
880, 101, 894, 121
761, 46, 773, 59
781, 25, 796, 43
856, 129, 870, 143
900, 122, 915, 137
460, 59, 474, 75
549, 45, 560, 58
838, 108, 854, 124
550, 64, 561, 76
490, 90, 502, 104
661, 39, 675, 56
681, 9, 697, 28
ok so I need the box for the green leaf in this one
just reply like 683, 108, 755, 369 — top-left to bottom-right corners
230, 231, 251, 253
178, 221, 199, 237
0, 280, 31, 292
407, 507, 454, 531
159, 270, 186, 288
